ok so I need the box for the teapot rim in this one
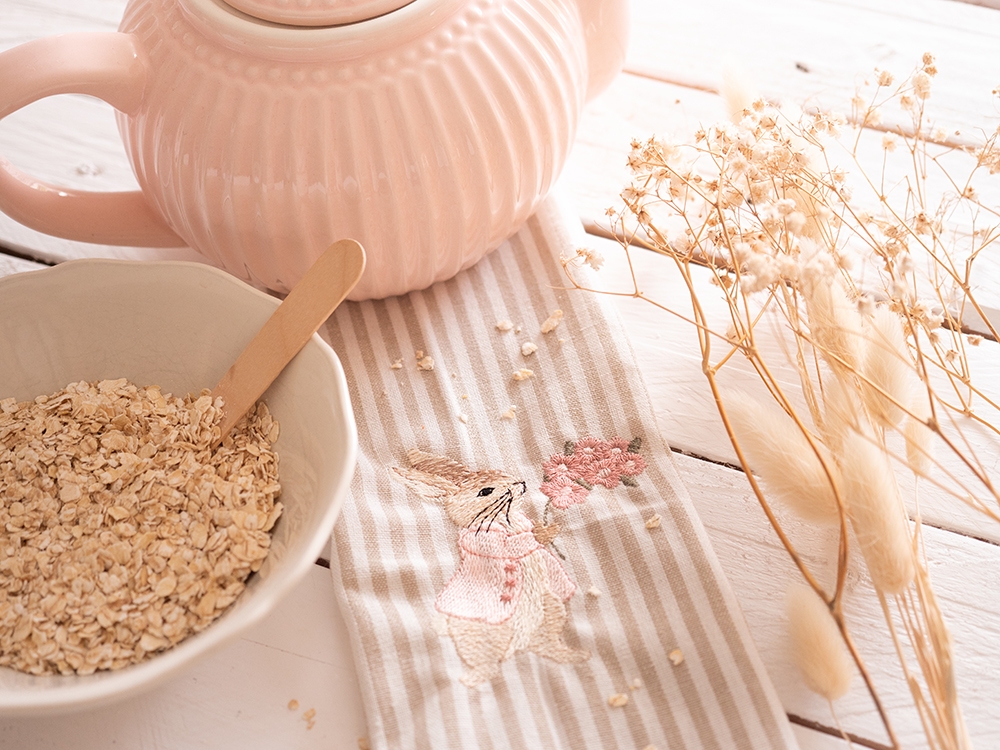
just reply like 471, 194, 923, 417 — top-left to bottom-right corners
219, 0, 417, 26
178, 0, 462, 51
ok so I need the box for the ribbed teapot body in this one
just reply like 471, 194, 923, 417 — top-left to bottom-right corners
117, 0, 588, 299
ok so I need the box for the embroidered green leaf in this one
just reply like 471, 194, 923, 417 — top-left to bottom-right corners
574, 478, 593, 490
621, 474, 639, 487
628, 437, 643, 454
564, 440, 575, 456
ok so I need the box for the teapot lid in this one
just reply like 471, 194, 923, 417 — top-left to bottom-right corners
221, 0, 416, 26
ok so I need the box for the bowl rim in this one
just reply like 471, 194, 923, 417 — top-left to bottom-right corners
0, 258, 358, 714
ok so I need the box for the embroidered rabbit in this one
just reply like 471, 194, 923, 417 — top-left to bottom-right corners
393, 449, 590, 687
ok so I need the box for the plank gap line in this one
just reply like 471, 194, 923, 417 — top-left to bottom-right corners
954, 0, 1000, 9
0, 243, 55, 267
787, 713, 893, 750
616, 69, 983, 150
669, 449, 1000, 549
580, 219, 1000, 342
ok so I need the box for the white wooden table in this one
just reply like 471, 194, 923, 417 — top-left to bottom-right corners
3, 1, 1000, 748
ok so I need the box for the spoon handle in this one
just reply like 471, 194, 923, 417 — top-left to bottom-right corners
212, 238, 366, 441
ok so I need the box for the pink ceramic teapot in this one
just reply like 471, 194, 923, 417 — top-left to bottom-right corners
0, 0, 627, 300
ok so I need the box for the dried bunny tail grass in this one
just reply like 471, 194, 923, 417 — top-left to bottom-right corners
821, 371, 861, 457
803, 275, 864, 375
786, 584, 853, 700
839, 429, 915, 594
721, 66, 758, 122
861, 306, 915, 429
904, 397, 934, 475
787, 187, 830, 243
911, 559, 971, 746
725, 392, 841, 524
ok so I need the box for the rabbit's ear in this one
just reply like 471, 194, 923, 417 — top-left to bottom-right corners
392, 466, 459, 501
404, 449, 474, 484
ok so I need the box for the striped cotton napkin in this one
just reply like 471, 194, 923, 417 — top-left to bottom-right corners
322, 197, 798, 750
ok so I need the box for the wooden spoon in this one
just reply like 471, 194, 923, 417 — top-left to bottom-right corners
211, 238, 366, 443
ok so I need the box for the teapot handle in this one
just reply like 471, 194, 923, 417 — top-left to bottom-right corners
577, 0, 630, 102
0, 33, 183, 247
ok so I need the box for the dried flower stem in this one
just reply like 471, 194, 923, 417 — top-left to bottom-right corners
661, 247, 901, 742
562, 56, 997, 749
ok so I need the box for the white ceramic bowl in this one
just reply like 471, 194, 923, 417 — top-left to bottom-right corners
0, 259, 357, 715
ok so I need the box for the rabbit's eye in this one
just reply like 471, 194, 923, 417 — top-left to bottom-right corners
477, 487, 495, 497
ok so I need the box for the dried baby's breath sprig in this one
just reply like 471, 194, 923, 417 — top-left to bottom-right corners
566, 246, 605, 271
561, 58, 998, 749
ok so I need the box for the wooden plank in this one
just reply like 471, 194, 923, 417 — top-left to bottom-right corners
3, 0, 122, 38
624, 0, 1000, 140
957, 0, 1000, 9
0, 252, 46, 276
564, 76, 714, 223
0, 563, 369, 750
791, 723, 854, 750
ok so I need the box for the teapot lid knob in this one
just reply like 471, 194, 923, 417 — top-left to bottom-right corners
222, 0, 415, 26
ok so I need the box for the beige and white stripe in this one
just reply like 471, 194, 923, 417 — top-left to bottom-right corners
324, 197, 798, 749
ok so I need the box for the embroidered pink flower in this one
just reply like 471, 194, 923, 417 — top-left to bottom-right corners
603, 448, 646, 476
541, 474, 590, 509
602, 437, 634, 460
589, 459, 623, 489
540, 436, 646, 506
572, 436, 607, 463
542, 451, 587, 481
594, 436, 635, 462
569, 437, 645, 487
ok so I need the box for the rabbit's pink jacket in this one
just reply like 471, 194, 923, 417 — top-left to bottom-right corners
435, 514, 575, 624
